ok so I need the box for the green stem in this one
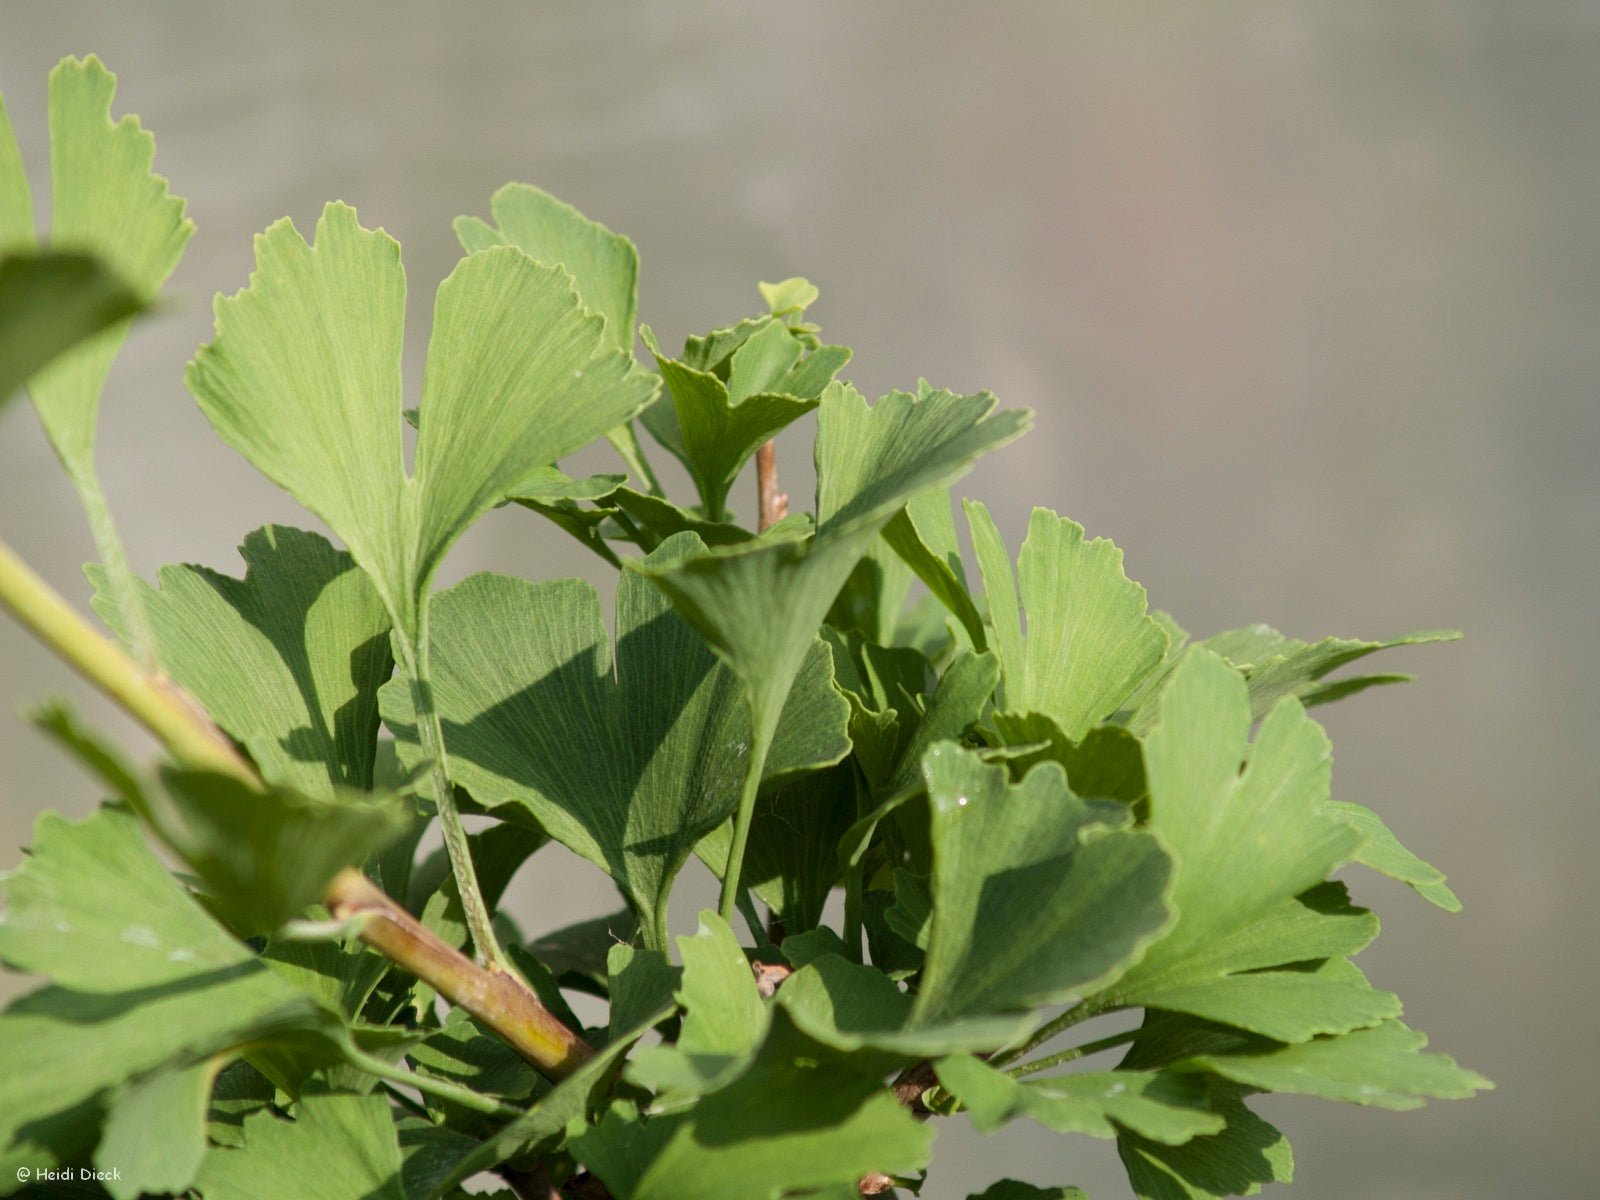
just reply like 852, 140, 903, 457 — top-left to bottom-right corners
347, 1048, 520, 1119
988, 1001, 1101, 1069
1006, 1029, 1139, 1079
843, 858, 865, 963
398, 602, 516, 978
69, 459, 157, 670
0, 536, 249, 779
717, 720, 776, 924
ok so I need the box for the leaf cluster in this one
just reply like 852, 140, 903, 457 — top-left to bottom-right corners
0, 57, 1486, 1200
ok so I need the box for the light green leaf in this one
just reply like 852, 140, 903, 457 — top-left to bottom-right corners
27, 55, 192, 467
0, 250, 146, 405
967, 502, 1168, 742
0, 810, 341, 1181
378, 539, 850, 947
94, 1058, 222, 1200
90, 524, 393, 798
779, 953, 1031, 1060
196, 1091, 405, 1200
1333, 801, 1462, 912
628, 911, 766, 1096
639, 321, 837, 521
760, 276, 820, 318
912, 743, 1173, 1023
0, 93, 31, 251
576, 1008, 934, 1200
1179, 1019, 1491, 1110
935, 1053, 1224, 1145
1098, 892, 1400, 1043
188, 203, 655, 631
1126, 624, 1461, 733
456, 182, 638, 354
1117, 1085, 1293, 1200
637, 383, 1029, 753
882, 485, 987, 650
1091, 649, 1391, 1040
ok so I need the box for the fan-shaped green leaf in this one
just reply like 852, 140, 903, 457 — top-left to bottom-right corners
911, 743, 1173, 1023
1087, 651, 1394, 1040
378, 538, 850, 947
1178, 1019, 1491, 1110
24, 56, 192, 466
576, 1007, 934, 1200
188, 203, 655, 631
0, 810, 345, 1185
1333, 800, 1462, 912
196, 1091, 405, 1200
967, 502, 1168, 742
935, 1053, 1223, 1145
1117, 1084, 1293, 1200
89, 525, 393, 798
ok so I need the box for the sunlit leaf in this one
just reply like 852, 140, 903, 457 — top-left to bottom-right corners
188, 203, 655, 631
89, 525, 393, 798
25, 56, 192, 467
935, 1053, 1223, 1145
911, 743, 1172, 1023
967, 502, 1168, 742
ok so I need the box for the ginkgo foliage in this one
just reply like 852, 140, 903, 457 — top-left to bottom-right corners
0, 56, 1487, 1200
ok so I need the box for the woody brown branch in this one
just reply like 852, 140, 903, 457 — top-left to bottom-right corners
756, 439, 787, 531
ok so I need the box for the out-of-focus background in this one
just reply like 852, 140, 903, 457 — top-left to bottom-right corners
2, 3, 1595, 1196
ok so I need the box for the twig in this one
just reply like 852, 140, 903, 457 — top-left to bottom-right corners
0, 535, 593, 1080
756, 439, 787, 531
326, 869, 593, 1078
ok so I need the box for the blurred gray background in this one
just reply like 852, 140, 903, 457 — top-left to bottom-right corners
2, 3, 1595, 1197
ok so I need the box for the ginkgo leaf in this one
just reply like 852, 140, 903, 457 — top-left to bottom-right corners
456, 182, 638, 355
576, 1007, 934, 1200
639, 321, 841, 521
0, 93, 30, 250
778, 953, 1032, 1061
1124, 624, 1461, 733
0, 250, 146, 406
1085, 650, 1394, 1040
188, 203, 655, 632
1333, 800, 1462, 911
34, 700, 406, 937
89, 525, 393, 798
378, 536, 851, 948
0, 810, 345, 1184
935, 1053, 1224, 1145
196, 1091, 406, 1200
639, 384, 1029, 752
911, 743, 1173, 1024
882, 484, 987, 650
23, 55, 192, 468
1172, 1018, 1490, 1110
966, 502, 1169, 742
94, 1057, 222, 1200
627, 911, 767, 1096
1117, 1083, 1293, 1200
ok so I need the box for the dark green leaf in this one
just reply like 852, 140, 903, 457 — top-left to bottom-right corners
0, 250, 146, 406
